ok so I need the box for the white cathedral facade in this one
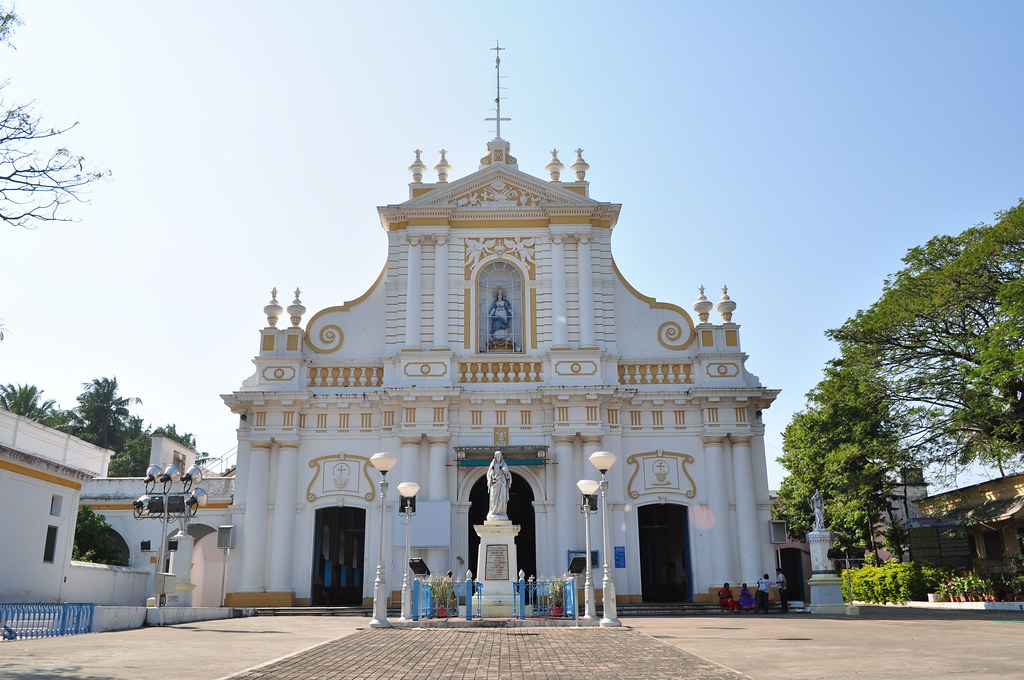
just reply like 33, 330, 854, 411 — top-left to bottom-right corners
221, 136, 779, 607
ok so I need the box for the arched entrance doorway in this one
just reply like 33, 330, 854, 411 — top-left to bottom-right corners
311, 506, 366, 605
638, 503, 692, 602
468, 472, 536, 579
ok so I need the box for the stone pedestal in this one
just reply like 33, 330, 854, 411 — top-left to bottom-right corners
474, 521, 520, 617
806, 529, 858, 615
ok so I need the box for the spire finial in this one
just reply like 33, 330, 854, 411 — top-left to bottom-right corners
434, 149, 452, 183
545, 148, 564, 181
571, 148, 590, 181
484, 41, 510, 139
408, 149, 427, 183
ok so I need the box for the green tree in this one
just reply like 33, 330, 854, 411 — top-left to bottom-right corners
829, 200, 1024, 479
106, 419, 202, 477
0, 382, 63, 426
107, 416, 151, 477
72, 506, 123, 565
775, 360, 911, 554
68, 377, 141, 451
0, 7, 108, 228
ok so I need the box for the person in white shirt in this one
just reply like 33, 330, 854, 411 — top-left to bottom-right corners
775, 569, 788, 612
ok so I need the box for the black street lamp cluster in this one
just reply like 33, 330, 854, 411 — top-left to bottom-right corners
133, 464, 208, 605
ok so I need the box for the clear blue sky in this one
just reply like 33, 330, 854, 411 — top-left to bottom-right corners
2, 1, 1022, 490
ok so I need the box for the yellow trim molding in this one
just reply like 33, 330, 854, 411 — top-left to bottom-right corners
0, 459, 82, 490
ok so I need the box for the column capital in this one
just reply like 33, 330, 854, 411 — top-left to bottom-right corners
552, 434, 575, 445
427, 435, 451, 445
250, 440, 273, 450
701, 435, 724, 446
400, 436, 423, 447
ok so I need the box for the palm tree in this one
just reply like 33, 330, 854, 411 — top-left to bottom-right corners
70, 377, 141, 451
0, 383, 62, 425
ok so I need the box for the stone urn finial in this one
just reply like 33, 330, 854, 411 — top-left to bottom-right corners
571, 148, 590, 181
287, 288, 306, 327
264, 288, 283, 327
545, 148, 564, 181
693, 285, 713, 324
434, 149, 452, 183
408, 149, 427, 183
716, 285, 737, 323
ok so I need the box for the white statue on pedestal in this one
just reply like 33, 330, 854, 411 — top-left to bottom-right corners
486, 450, 512, 521
811, 489, 825, 532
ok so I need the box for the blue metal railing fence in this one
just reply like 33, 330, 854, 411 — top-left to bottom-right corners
413, 577, 483, 620
1, 603, 94, 641
513, 576, 577, 619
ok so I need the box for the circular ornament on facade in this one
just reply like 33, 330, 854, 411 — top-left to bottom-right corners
273, 368, 285, 379
570, 362, 582, 374
717, 364, 729, 375
657, 321, 688, 350
420, 363, 431, 375
308, 324, 344, 354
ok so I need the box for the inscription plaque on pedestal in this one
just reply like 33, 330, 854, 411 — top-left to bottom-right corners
484, 544, 509, 581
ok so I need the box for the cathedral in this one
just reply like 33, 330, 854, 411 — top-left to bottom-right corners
220, 129, 779, 607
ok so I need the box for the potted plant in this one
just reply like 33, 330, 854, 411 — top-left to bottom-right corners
548, 577, 566, 617
429, 574, 455, 617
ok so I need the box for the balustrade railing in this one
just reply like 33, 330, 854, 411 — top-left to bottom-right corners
1, 603, 94, 641
617, 363, 693, 385
308, 365, 384, 388
458, 361, 543, 383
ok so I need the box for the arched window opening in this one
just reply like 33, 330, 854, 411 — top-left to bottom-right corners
478, 261, 524, 353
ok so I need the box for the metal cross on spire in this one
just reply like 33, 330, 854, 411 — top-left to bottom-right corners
484, 41, 510, 139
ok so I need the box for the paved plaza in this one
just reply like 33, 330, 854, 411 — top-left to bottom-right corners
1, 608, 1022, 679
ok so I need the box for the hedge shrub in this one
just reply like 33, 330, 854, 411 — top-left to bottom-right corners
840, 561, 946, 603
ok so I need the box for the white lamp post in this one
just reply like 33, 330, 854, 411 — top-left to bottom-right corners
369, 451, 398, 628
577, 479, 600, 621
397, 481, 420, 622
589, 451, 620, 627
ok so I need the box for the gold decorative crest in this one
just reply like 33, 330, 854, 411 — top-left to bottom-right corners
625, 450, 697, 499
306, 453, 375, 503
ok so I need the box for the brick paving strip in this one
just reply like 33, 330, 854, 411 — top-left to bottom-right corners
225, 627, 749, 680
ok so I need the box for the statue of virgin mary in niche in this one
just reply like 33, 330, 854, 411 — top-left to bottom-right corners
489, 289, 512, 334
487, 289, 515, 351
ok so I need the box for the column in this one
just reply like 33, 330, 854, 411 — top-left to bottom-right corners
427, 437, 449, 501
576, 234, 596, 348
427, 436, 451, 575
703, 437, 733, 585
553, 435, 575, 569
532, 500, 556, 577
453, 501, 472, 577
730, 437, 759, 582
400, 437, 422, 491
404, 235, 422, 349
268, 442, 298, 593
239, 441, 270, 592
550, 235, 568, 348
432, 236, 449, 348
